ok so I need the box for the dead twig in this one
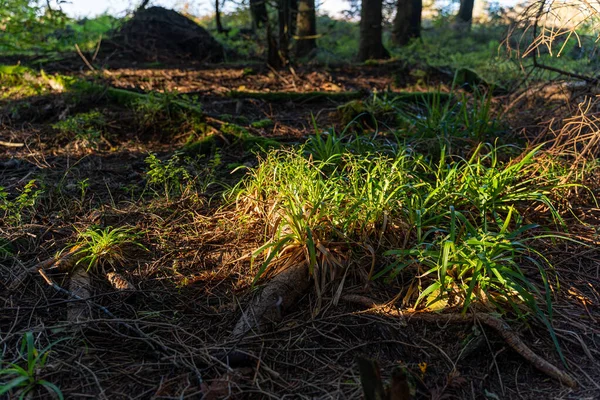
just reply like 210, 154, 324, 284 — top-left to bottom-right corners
0, 140, 24, 147
75, 43, 96, 72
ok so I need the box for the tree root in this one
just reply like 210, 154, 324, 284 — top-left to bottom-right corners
341, 294, 578, 389
232, 262, 310, 339
67, 268, 92, 323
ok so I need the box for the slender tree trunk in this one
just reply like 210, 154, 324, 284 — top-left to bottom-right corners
267, 17, 282, 68
296, 0, 316, 57
456, 0, 475, 30
392, 0, 422, 46
358, 0, 389, 61
277, 0, 292, 65
289, 0, 298, 42
250, 0, 268, 30
215, 0, 225, 33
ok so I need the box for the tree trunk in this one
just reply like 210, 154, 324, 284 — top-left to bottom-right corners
250, 0, 268, 30
277, 0, 292, 65
296, 0, 317, 58
456, 0, 475, 30
267, 19, 282, 68
215, 0, 225, 33
392, 0, 422, 46
358, 0, 389, 61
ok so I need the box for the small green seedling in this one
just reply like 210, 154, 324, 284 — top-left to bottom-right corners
0, 180, 43, 226
74, 226, 146, 271
0, 332, 65, 400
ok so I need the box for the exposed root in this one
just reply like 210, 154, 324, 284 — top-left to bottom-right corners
232, 262, 310, 339
67, 269, 92, 323
341, 294, 578, 389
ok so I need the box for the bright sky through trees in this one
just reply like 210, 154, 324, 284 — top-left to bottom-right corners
60, 0, 519, 19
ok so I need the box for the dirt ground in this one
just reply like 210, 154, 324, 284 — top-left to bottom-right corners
1, 61, 600, 399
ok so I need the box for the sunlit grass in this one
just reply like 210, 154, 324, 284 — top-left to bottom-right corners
74, 226, 146, 272
231, 132, 573, 337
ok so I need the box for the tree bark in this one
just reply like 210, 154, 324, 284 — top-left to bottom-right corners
392, 0, 422, 46
250, 0, 268, 30
276, 0, 295, 66
358, 0, 389, 61
456, 0, 475, 30
296, 0, 317, 58
267, 19, 282, 68
215, 0, 225, 34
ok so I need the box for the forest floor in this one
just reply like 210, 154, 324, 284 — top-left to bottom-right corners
1, 59, 600, 399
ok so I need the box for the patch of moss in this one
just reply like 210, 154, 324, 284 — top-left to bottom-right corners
250, 118, 274, 129
184, 123, 279, 156
453, 67, 508, 94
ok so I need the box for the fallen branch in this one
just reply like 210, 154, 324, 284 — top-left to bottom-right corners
8, 245, 85, 290
341, 294, 578, 389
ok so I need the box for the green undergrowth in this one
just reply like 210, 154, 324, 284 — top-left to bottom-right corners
144, 151, 223, 200
52, 110, 108, 149
0, 237, 12, 258
184, 122, 280, 156
72, 226, 146, 272
338, 89, 506, 153
231, 126, 578, 355
0, 180, 44, 226
0, 2, 116, 55
0, 65, 72, 99
0, 332, 65, 399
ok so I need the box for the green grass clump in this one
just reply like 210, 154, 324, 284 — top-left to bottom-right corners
0, 332, 65, 400
74, 226, 145, 271
233, 144, 422, 284
232, 136, 569, 332
337, 90, 503, 147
